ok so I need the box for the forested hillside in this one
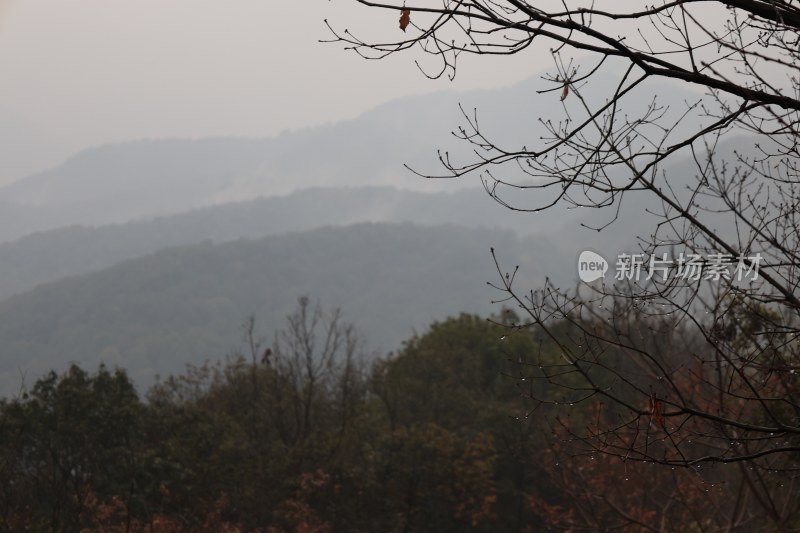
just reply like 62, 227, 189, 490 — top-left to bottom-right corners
0, 307, 779, 532
0, 134, 755, 302
0, 223, 560, 395
0, 186, 561, 300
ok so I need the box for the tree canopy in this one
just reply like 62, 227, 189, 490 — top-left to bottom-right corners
2, 303, 796, 530
327, 1, 800, 527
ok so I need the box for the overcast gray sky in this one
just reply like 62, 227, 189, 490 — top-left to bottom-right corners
0, 0, 545, 185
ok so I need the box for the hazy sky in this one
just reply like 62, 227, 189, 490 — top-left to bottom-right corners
0, 0, 542, 184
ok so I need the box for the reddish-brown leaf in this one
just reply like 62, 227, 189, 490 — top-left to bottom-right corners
649, 394, 664, 429
400, 9, 411, 32
560, 83, 570, 101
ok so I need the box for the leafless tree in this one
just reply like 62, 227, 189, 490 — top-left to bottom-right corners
329, 1, 800, 528
269, 297, 365, 445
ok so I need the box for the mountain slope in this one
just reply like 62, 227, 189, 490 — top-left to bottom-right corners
0, 73, 703, 243
0, 223, 560, 395
0, 186, 569, 300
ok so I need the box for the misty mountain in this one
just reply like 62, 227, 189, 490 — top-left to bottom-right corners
0, 186, 576, 300
0, 223, 562, 396
0, 131, 759, 302
0, 78, 755, 397
0, 73, 704, 243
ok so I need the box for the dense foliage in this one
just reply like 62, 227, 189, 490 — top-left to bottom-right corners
1, 304, 789, 532
0, 312, 537, 532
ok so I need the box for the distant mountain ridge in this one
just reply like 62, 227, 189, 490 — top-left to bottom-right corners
0, 133, 759, 302
0, 73, 702, 243
0, 222, 561, 396
0, 186, 572, 301
0, 74, 752, 398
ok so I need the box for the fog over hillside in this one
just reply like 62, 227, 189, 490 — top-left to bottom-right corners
0, 186, 571, 300
0, 73, 703, 243
0, 71, 727, 396
0, 223, 563, 396
0, 104, 69, 186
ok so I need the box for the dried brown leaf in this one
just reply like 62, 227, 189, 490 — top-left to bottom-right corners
650, 394, 665, 429
400, 9, 411, 32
